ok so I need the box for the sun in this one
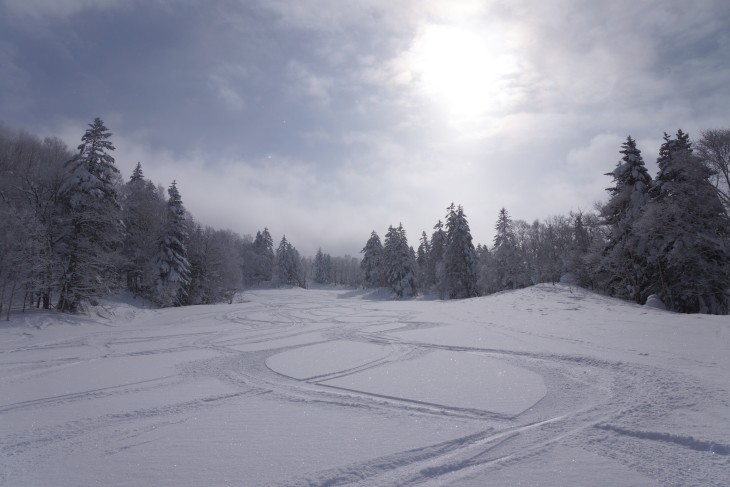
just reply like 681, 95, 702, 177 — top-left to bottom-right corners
409, 24, 520, 123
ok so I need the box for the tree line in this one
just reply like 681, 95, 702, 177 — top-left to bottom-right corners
0, 118, 312, 318
2, 118, 729, 315
359, 129, 730, 314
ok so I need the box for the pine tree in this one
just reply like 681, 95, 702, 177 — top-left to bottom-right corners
130, 162, 144, 183
360, 231, 384, 288
443, 204, 479, 299
599, 136, 652, 300
637, 130, 730, 313
120, 165, 166, 297
155, 180, 191, 306
429, 220, 447, 296
476, 243, 495, 294
567, 211, 602, 288
651, 130, 693, 199
56, 118, 122, 311
491, 208, 524, 290
313, 248, 332, 284
383, 224, 417, 297
274, 236, 305, 287
252, 228, 275, 283
416, 231, 430, 289
603, 137, 652, 226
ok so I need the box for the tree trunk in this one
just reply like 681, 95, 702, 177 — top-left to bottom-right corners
6, 281, 17, 321
0, 278, 6, 315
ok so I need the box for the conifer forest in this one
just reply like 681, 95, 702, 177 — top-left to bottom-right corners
2, 119, 730, 316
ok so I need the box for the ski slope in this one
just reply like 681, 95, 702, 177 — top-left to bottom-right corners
1, 284, 728, 486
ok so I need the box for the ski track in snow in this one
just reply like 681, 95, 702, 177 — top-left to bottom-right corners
0, 285, 729, 486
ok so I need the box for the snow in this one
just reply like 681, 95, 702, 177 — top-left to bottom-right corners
321, 350, 546, 416
644, 294, 666, 310
267, 341, 392, 380
1, 284, 729, 486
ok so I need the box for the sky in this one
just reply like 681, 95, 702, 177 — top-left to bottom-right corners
1, 0, 729, 256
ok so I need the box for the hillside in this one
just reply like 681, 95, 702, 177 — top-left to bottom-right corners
1, 285, 728, 486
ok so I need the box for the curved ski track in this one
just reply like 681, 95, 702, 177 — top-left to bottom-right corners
0, 287, 727, 486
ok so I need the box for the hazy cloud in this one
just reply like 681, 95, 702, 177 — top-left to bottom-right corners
0, 0, 127, 19
2, 0, 729, 254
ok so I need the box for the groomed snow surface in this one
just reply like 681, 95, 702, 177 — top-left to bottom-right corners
1, 284, 729, 486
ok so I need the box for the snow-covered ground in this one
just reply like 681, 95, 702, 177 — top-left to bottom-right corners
1, 285, 728, 486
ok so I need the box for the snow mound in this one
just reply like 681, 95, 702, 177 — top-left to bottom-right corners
644, 294, 666, 310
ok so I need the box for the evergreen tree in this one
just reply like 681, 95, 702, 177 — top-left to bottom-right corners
274, 236, 305, 287
130, 162, 144, 183
382, 224, 417, 297
476, 243, 496, 294
651, 130, 693, 198
313, 248, 332, 284
416, 231, 430, 288
322, 254, 332, 284
491, 208, 524, 290
360, 231, 384, 288
599, 136, 652, 300
155, 180, 191, 306
252, 228, 275, 283
443, 204, 479, 299
120, 164, 166, 296
429, 220, 447, 296
636, 130, 730, 313
56, 118, 122, 311
567, 211, 602, 289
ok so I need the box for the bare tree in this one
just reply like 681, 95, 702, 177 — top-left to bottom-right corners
696, 128, 730, 212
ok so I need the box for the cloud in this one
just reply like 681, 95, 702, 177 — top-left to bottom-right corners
4, 0, 730, 254
208, 65, 249, 112
1, 0, 127, 19
0, 42, 31, 113
286, 61, 334, 104
566, 134, 624, 170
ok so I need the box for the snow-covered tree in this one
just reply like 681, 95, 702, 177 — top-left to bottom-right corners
443, 204, 479, 299
130, 161, 144, 183
251, 228, 275, 283
476, 243, 494, 294
332, 255, 362, 287
120, 164, 166, 296
323, 253, 333, 283
491, 208, 525, 291
429, 220, 447, 296
0, 130, 72, 313
599, 136, 652, 300
567, 211, 604, 289
186, 226, 244, 304
636, 130, 730, 313
155, 180, 191, 306
416, 231, 430, 288
360, 231, 384, 288
696, 128, 730, 213
274, 236, 306, 288
313, 248, 332, 284
382, 224, 417, 297
0, 121, 259, 313
56, 118, 123, 311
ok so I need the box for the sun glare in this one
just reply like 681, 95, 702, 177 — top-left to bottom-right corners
409, 24, 520, 124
